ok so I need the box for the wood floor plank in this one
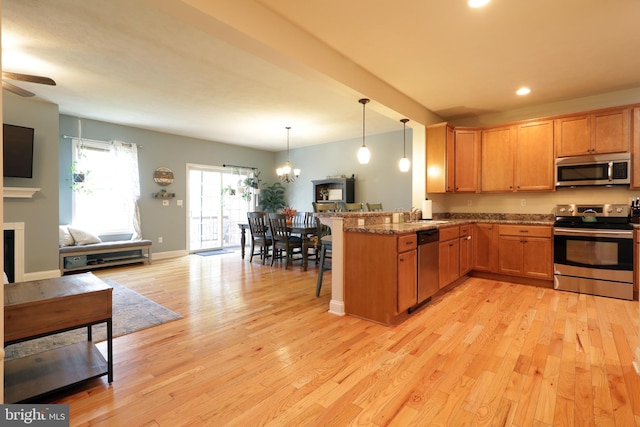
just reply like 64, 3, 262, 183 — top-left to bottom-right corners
34, 255, 640, 426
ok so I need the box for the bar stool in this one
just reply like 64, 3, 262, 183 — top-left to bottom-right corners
316, 235, 332, 296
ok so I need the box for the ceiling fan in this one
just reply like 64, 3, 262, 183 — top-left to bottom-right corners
2, 71, 56, 97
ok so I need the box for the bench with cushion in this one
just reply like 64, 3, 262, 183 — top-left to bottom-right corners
59, 225, 152, 274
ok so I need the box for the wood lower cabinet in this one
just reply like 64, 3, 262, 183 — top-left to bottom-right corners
397, 234, 418, 313
473, 223, 496, 272
459, 225, 473, 276
497, 225, 552, 279
555, 107, 630, 157
635, 229, 640, 296
344, 231, 417, 325
439, 226, 460, 288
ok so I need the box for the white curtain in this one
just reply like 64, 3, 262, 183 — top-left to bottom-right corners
113, 141, 142, 240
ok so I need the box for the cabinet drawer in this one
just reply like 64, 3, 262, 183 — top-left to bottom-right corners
498, 224, 551, 238
439, 225, 460, 242
460, 225, 471, 237
398, 234, 417, 252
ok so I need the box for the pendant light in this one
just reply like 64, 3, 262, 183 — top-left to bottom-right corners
276, 126, 300, 183
399, 118, 410, 172
357, 98, 371, 164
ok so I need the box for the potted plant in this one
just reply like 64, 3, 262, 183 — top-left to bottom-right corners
259, 182, 286, 213
319, 188, 329, 200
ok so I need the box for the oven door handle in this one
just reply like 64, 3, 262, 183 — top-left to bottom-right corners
554, 227, 633, 239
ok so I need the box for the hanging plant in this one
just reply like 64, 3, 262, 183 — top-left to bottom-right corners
68, 160, 92, 193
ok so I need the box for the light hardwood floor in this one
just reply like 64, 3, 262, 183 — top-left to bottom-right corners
48, 252, 640, 426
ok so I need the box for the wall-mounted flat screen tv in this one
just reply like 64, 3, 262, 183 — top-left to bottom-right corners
3, 124, 34, 178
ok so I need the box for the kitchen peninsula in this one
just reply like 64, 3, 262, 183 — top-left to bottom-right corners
318, 211, 555, 325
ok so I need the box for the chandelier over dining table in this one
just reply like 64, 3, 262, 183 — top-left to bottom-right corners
276, 126, 301, 183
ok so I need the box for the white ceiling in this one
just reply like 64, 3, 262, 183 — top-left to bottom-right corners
3, 0, 640, 151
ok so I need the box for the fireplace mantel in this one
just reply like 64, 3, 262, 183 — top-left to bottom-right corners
3, 187, 40, 198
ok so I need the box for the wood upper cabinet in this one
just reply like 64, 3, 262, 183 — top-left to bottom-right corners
631, 107, 640, 189
426, 123, 454, 193
454, 129, 480, 192
515, 120, 555, 191
439, 226, 460, 288
497, 225, 552, 279
555, 107, 630, 157
427, 124, 479, 193
481, 126, 515, 192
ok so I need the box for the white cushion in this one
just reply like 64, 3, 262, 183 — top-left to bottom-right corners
59, 225, 75, 247
67, 226, 102, 245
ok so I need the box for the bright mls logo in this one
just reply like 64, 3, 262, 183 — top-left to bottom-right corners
2, 405, 69, 426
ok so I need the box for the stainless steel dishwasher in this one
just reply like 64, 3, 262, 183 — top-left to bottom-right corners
416, 228, 440, 306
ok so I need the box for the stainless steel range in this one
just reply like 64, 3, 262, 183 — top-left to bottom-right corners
553, 204, 633, 300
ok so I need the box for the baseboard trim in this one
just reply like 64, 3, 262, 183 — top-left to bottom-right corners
154, 250, 188, 260
24, 269, 61, 281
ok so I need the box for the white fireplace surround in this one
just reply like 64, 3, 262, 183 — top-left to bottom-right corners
4, 222, 25, 283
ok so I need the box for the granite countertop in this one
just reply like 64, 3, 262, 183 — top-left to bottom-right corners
341, 213, 555, 235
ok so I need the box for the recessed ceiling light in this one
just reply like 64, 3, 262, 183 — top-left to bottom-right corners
468, 0, 490, 8
516, 87, 531, 96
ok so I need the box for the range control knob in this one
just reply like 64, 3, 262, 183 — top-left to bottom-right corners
616, 207, 624, 214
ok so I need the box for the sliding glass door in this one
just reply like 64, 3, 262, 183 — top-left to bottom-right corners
187, 165, 250, 252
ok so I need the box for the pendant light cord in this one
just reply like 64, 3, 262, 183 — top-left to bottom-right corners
359, 98, 370, 148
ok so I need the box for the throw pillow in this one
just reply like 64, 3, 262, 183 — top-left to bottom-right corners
59, 225, 75, 247
67, 226, 102, 245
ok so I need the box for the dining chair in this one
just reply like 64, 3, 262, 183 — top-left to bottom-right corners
312, 202, 338, 213
342, 202, 363, 212
268, 213, 303, 269
366, 202, 383, 212
247, 212, 272, 264
316, 222, 332, 296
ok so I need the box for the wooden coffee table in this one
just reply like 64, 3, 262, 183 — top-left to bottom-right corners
4, 272, 113, 403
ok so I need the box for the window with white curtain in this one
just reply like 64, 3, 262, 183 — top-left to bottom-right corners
72, 139, 141, 236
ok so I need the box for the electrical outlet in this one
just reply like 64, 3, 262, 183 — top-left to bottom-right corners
358, 218, 365, 227
158, 237, 163, 243
177, 199, 183, 207
162, 200, 169, 207
520, 199, 526, 207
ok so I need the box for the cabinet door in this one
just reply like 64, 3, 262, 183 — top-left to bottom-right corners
632, 108, 640, 189
426, 123, 454, 193
459, 226, 473, 276
516, 120, 554, 191
397, 250, 417, 312
522, 237, 552, 279
635, 229, 639, 295
439, 239, 459, 288
473, 223, 495, 272
555, 115, 591, 157
497, 235, 525, 275
481, 127, 514, 192
591, 108, 630, 154
454, 129, 480, 192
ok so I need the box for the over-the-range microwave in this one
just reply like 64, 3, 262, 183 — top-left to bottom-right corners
556, 152, 630, 187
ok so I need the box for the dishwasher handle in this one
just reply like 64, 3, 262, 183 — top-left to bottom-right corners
417, 229, 439, 245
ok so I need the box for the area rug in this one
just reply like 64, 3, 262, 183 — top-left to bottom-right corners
4, 279, 182, 360
195, 249, 235, 256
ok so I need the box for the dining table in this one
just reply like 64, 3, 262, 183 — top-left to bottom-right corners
238, 219, 317, 271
